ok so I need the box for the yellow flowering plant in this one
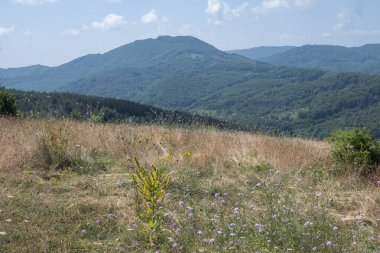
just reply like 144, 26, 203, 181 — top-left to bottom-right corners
132, 157, 171, 244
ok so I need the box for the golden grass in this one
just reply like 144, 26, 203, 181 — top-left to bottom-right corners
0, 118, 331, 173
0, 118, 379, 252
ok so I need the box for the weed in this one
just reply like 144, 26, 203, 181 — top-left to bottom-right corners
132, 157, 171, 246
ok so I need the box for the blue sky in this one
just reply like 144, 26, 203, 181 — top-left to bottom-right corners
0, 0, 380, 68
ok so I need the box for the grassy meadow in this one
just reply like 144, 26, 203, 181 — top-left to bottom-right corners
0, 118, 379, 252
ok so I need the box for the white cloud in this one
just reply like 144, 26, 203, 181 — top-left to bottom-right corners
141, 9, 158, 24
334, 9, 353, 31
91, 13, 127, 30
253, 0, 312, 14
61, 28, 80, 36
206, 0, 249, 25
0, 27, 15, 37
12, 0, 58, 5
206, 0, 223, 15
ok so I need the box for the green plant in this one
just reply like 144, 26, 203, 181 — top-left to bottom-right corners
252, 160, 273, 173
132, 157, 171, 246
0, 90, 17, 117
327, 128, 380, 174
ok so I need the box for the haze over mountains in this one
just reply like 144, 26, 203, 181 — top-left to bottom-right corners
1, 36, 380, 138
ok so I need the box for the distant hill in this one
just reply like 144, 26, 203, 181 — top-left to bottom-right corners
232, 44, 380, 75
1, 36, 380, 138
228, 46, 295, 60
6, 89, 230, 128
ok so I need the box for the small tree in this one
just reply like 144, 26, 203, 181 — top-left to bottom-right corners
0, 90, 17, 117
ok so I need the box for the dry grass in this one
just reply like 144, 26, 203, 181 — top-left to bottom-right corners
0, 118, 378, 252
0, 118, 330, 173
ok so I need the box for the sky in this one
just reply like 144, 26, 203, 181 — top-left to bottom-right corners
0, 0, 380, 68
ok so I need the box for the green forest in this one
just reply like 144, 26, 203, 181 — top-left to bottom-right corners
1, 88, 230, 130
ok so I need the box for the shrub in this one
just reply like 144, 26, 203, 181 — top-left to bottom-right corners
0, 90, 17, 117
40, 124, 107, 174
327, 129, 380, 174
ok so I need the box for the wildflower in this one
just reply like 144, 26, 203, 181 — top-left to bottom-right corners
255, 224, 264, 233
209, 238, 215, 243
303, 221, 313, 227
197, 230, 203, 235
325, 241, 333, 246
216, 228, 222, 235
178, 200, 184, 206
186, 206, 193, 211
272, 214, 278, 219
82, 229, 87, 235
233, 207, 239, 215
188, 212, 194, 218
311, 246, 317, 251
172, 242, 178, 248
368, 237, 375, 241
333, 226, 338, 231
229, 223, 236, 228
165, 153, 173, 160
185, 151, 192, 158
281, 219, 289, 223
316, 192, 322, 198
255, 182, 262, 187
95, 219, 101, 224
230, 233, 236, 237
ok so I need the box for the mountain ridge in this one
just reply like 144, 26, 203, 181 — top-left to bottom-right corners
1, 35, 380, 138
231, 44, 380, 74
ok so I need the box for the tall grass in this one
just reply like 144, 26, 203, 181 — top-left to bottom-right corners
0, 118, 378, 252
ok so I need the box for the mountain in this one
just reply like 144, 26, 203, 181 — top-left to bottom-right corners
228, 46, 295, 60
232, 44, 380, 75
1, 36, 380, 138
1, 36, 232, 91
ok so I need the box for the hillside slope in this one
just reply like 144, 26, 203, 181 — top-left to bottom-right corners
7, 89, 229, 128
